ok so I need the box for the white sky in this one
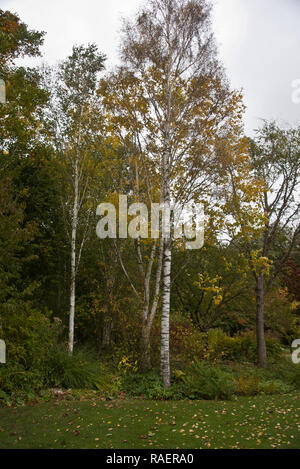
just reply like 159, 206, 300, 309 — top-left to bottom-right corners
1, 0, 300, 134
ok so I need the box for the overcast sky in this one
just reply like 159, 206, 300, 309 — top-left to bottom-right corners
2, 0, 300, 134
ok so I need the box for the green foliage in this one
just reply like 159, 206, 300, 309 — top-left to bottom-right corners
207, 329, 283, 363
0, 365, 44, 396
234, 371, 293, 396
0, 177, 36, 304
170, 318, 207, 364
172, 369, 186, 382
0, 345, 120, 404
41, 348, 100, 389
207, 328, 244, 361
1, 305, 58, 368
172, 244, 253, 333
122, 373, 175, 400
269, 360, 300, 389
258, 379, 292, 395
58, 43, 106, 107
123, 364, 236, 401
265, 287, 300, 345
181, 361, 236, 400
0, 9, 44, 65
0, 66, 49, 156
234, 373, 260, 396
0, 309, 59, 399
122, 359, 297, 402
110, 313, 142, 367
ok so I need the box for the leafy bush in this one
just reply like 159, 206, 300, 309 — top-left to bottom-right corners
0, 305, 62, 399
0, 364, 44, 394
170, 319, 207, 364
181, 361, 236, 400
258, 379, 292, 395
1, 305, 60, 370
122, 372, 176, 400
172, 369, 186, 382
122, 360, 296, 401
0, 344, 118, 402
269, 360, 300, 389
41, 348, 103, 389
235, 373, 260, 396
0, 362, 45, 406
232, 363, 295, 396
207, 329, 283, 363
233, 372, 292, 396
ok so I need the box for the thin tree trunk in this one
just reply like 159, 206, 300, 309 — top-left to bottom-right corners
161, 237, 171, 387
256, 274, 267, 368
160, 145, 172, 387
102, 317, 113, 348
68, 233, 76, 354
68, 158, 79, 355
141, 318, 152, 370
160, 56, 172, 388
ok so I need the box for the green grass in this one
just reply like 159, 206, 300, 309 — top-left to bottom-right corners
0, 393, 299, 449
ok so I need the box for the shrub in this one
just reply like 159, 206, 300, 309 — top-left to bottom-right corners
207, 329, 283, 363
0, 364, 44, 394
172, 369, 186, 382
232, 363, 295, 396
122, 372, 177, 400
170, 319, 207, 364
181, 361, 236, 400
118, 356, 138, 375
235, 374, 260, 396
0, 305, 62, 398
269, 360, 300, 389
0, 348, 120, 404
1, 305, 60, 370
0, 362, 45, 406
258, 379, 292, 395
41, 348, 103, 389
234, 373, 293, 396
122, 361, 296, 401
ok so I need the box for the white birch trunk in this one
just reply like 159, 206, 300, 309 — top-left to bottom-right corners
68, 156, 79, 355
160, 238, 171, 387
160, 157, 171, 387
160, 51, 172, 387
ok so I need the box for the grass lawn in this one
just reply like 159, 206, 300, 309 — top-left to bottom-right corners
0, 393, 299, 449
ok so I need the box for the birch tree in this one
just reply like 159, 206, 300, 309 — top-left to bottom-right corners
118, 0, 245, 386
49, 44, 106, 354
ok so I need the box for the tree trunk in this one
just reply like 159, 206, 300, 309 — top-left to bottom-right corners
68, 231, 76, 355
68, 158, 79, 355
256, 274, 267, 368
160, 238, 171, 388
102, 317, 113, 348
141, 319, 152, 371
160, 57, 172, 388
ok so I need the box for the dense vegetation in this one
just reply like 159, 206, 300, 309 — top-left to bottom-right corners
0, 0, 299, 413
